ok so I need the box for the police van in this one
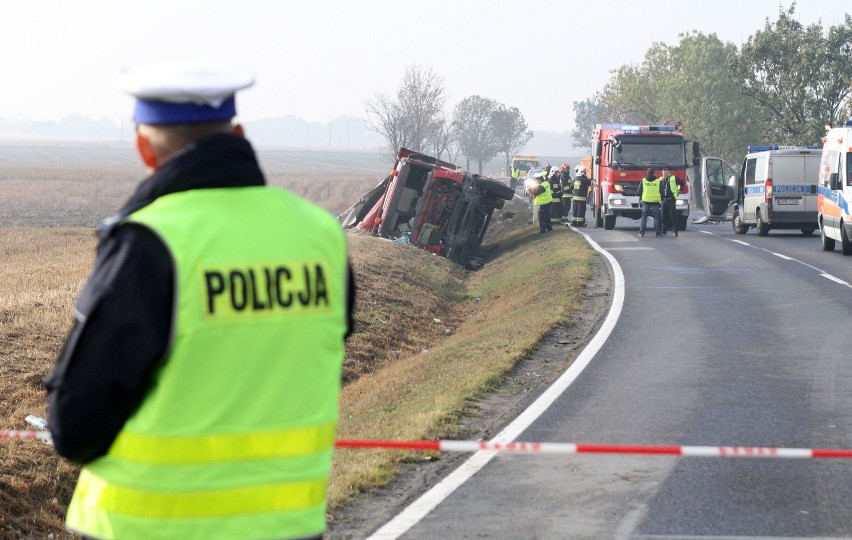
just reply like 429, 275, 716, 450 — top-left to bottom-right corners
696, 145, 821, 236
817, 120, 852, 254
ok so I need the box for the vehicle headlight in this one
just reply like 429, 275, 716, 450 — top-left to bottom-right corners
675, 199, 687, 207
612, 184, 624, 192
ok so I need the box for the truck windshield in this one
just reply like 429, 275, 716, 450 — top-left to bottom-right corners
610, 136, 685, 169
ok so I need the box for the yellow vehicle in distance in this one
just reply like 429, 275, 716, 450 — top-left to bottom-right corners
512, 155, 540, 177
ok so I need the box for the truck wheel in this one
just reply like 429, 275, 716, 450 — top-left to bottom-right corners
732, 211, 748, 234
756, 211, 770, 236
677, 214, 688, 232
594, 205, 604, 228
604, 214, 616, 230
821, 220, 835, 251
842, 221, 852, 256
800, 227, 815, 236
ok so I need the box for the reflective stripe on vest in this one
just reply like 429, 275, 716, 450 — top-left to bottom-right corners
642, 178, 662, 203
534, 180, 553, 205
66, 186, 347, 540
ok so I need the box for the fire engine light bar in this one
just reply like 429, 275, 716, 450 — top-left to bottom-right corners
648, 125, 677, 131
845, 120, 852, 127
621, 125, 641, 133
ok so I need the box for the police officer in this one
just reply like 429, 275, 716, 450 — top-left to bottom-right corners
637, 167, 664, 237
529, 171, 553, 233
570, 165, 592, 227
45, 59, 354, 540
510, 163, 521, 191
659, 167, 685, 236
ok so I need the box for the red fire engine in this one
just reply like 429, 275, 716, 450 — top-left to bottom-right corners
588, 123, 699, 230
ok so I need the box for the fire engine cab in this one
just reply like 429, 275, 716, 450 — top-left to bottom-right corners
818, 120, 852, 254
589, 123, 697, 230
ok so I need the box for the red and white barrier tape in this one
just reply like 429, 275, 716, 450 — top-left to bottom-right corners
5, 432, 852, 459
1, 430, 53, 443
335, 439, 852, 459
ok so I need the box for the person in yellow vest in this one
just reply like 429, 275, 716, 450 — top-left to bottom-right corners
528, 171, 553, 233
510, 164, 520, 191
45, 59, 353, 540
659, 167, 685, 236
637, 167, 664, 237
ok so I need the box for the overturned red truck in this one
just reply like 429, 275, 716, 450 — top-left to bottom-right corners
589, 123, 699, 230
338, 148, 515, 269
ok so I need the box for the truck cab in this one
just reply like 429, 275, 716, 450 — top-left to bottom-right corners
817, 120, 852, 254
696, 145, 821, 236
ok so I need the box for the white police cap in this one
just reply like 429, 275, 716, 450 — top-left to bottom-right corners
115, 59, 254, 125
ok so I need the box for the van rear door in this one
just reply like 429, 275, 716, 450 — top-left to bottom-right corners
698, 157, 738, 220
770, 152, 821, 215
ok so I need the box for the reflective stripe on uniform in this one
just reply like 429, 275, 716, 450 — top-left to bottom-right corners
109, 422, 336, 464
74, 469, 325, 518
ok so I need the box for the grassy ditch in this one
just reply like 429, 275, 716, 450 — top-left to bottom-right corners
330, 200, 594, 506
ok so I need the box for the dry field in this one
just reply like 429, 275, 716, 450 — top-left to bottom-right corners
0, 141, 391, 537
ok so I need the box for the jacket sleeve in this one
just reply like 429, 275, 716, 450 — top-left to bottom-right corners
45, 225, 174, 464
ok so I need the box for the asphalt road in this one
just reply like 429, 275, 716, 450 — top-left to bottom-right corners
376, 211, 852, 539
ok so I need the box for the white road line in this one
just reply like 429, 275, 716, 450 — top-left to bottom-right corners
628, 534, 814, 540
367, 230, 626, 540
821, 273, 850, 286
697, 229, 835, 278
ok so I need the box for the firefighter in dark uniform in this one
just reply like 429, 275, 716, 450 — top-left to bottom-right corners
559, 163, 572, 223
570, 165, 592, 227
45, 59, 354, 540
548, 166, 564, 223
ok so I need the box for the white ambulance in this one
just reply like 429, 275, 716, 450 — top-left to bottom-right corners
695, 145, 821, 236
818, 120, 852, 254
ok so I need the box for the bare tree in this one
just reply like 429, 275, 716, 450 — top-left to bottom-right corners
453, 95, 500, 174
428, 117, 458, 161
365, 65, 448, 160
491, 105, 533, 176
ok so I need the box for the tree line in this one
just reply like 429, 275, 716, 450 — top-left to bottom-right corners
572, 3, 852, 162
365, 65, 532, 174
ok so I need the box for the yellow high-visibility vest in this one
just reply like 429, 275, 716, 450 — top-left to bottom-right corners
534, 180, 553, 205
66, 186, 348, 540
641, 178, 662, 203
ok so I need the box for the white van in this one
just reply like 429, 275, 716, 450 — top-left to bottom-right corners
817, 120, 852, 254
696, 145, 821, 236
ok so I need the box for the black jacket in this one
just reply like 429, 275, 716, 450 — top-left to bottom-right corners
45, 134, 355, 463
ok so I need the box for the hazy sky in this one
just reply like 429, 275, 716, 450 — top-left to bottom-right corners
2, 0, 849, 132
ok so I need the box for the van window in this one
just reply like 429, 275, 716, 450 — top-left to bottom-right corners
846, 153, 852, 186
745, 158, 756, 185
